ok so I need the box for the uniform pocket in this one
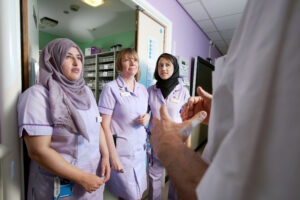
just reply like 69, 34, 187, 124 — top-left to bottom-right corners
116, 137, 133, 157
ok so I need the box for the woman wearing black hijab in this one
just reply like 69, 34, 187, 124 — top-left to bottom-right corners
147, 53, 190, 200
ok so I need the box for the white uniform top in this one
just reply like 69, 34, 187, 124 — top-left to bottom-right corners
197, 0, 300, 199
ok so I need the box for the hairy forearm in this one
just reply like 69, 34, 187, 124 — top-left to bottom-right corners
157, 140, 208, 200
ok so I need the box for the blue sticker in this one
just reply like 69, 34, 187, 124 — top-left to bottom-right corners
10, 161, 15, 179
160, 29, 162, 33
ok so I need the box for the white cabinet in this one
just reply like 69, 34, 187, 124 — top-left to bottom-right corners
84, 51, 119, 101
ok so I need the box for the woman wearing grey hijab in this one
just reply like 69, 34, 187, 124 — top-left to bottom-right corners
17, 38, 110, 199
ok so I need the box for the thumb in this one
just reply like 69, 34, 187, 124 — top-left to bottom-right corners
191, 110, 207, 123
185, 111, 207, 127
197, 87, 211, 100
101, 167, 104, 177
160, 104, 171, 121
180, 111, 207, 138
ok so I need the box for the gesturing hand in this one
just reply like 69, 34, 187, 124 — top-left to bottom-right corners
150, 104, 207, 156
181, 87, 212, 125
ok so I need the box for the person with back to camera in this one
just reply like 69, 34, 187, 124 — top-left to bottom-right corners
147, 53, 190, 200
17, 38, 110, 199
149, 0, 300, 199
98, 48, 150, 200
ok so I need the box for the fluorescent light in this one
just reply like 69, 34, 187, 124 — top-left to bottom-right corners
40, 17, 58, 27
81, 0, 104, 7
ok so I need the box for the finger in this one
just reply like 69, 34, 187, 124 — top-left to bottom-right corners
197, 87, 212, 99
159, 104, 171, 121
99, 178, 105, 186
186, 111, 207, 128
104, 169, 110, 182
187, 97, 196, 109
180, 103, 189, 120
191, 111, 207, 123
180, 111, 207, 139
152, 117, 160, 125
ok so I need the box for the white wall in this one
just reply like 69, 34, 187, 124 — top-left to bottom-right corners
0, 0, 23, 199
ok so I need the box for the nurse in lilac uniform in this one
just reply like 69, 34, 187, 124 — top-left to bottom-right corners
17, 38, 110, 200
147, 53, 190, 200
99, 48, 150, 200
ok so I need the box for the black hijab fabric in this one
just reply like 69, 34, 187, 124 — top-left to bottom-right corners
154, 53, 179, 99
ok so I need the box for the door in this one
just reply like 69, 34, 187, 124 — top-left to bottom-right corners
20, 0, 40, 198
136, 10, 165, 88
0, 0, 23, 199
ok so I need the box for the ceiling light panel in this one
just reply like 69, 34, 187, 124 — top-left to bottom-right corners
81, 0, 104, 7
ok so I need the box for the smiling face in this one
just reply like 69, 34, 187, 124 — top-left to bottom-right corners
120, 53, 139, 78
157, 57, 174, 80
61, 47, 82, 81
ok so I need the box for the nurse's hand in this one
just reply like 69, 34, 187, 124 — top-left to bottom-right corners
181, 87, 212, 125
136, 113, 150, 126
111, 155, 124, 173
80, 173, 104, 193
100, 156, 111, 182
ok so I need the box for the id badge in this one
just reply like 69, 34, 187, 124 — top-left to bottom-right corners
121, 92, 130, 96
170, 97, 179, 103
54, 177, 74, 200
96, 115, 102, 123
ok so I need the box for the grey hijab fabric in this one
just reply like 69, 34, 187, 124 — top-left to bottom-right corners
39, 38, 90, 141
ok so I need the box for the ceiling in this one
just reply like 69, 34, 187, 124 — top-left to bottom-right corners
38, 0, 247, 54
38, 0, 135, 42
177, 0, 247, 54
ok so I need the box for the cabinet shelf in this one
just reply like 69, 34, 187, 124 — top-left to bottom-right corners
84, 50, 120, 102
85, 63, 96, 66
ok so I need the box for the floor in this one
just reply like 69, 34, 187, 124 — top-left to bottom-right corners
103, 146, 205, 200
103, 176, 169, 200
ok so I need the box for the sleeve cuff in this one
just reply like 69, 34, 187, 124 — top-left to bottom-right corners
98, 106, 113, 115
19, 124, 53, 137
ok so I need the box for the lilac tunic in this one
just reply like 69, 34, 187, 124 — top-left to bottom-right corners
98, 76, 148, 200
17, 84, 104, 200
148, 83, 190, 200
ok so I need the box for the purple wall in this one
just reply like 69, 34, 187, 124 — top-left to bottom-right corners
147, 0, 222, 64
